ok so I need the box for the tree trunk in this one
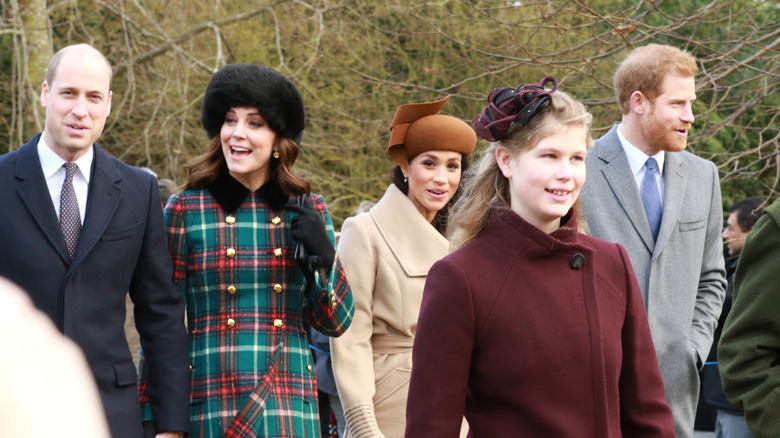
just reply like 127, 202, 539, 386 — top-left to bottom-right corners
18, 0, 51, 140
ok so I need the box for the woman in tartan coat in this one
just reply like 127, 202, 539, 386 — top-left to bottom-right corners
143, 64, 354, 438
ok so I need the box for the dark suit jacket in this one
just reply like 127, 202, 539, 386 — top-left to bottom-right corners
0, 134, 189, 438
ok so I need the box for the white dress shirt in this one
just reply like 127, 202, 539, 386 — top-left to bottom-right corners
617, 124, 665, 204
37, 137, 93, 225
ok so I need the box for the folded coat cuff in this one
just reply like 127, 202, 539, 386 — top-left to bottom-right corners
344, 403, 385, 438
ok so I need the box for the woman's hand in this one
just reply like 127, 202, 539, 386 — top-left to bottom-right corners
285, 197, 335, 274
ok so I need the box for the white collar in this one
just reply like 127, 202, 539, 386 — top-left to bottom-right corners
37, 135, 94, 182
616, 124, 665, 178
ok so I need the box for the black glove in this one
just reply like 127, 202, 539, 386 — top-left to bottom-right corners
285, 197, 336, 275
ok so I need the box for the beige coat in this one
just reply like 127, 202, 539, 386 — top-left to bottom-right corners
331, 184, 449, 438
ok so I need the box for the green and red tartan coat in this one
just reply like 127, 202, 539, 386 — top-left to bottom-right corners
141, 172, 354, 437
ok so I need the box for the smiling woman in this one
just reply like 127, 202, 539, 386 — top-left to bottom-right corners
496, 124, 587, 233
405, 78, 676, 437
330, 95, 476, 438
219, 106, 277, 191
404, 150, 463, 223
137, 63, 355, 438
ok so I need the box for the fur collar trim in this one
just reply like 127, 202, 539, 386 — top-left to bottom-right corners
207, 170, 289, 212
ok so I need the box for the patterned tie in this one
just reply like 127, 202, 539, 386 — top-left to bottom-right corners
60, 162, 82, 259
641, 157, 663, 241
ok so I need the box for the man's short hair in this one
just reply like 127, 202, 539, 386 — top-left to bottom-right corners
730, 197, 766, 232
613, 44, 697, 114
45, 44, 113, 87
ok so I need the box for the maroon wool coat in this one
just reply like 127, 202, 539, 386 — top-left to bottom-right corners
406, 206, 675, 438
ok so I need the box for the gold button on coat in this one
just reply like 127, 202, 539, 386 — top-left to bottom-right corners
271, 216, 281, 225
226, 248, 236, 257
273, 248, 282, 257
227, 285, 237, 295
273, 284, 283, 293
225, 215, 236, 224
273, 319, 283, 328
307, 364, 313, 372
226, 318, 236, 328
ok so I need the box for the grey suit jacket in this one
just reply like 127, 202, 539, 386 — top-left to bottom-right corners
581, 125, 726, 438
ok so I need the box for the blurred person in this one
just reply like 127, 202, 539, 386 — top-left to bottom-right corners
138, 167, 177, 208
0, 43, 189, 438
698, 197, 763, 438
334, 201, 374, 245
580, 43, 726, 438
138, 63, 354, 437
330, 95, 476, 437
355, 200, 376, 214
0, 276, 110, 438
721, 198, 763, 261
718, 198, 780, 438
406, 77, 674, 437
158, 178, 178, 208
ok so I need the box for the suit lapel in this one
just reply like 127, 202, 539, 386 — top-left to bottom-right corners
15, 138, 72, 263
653, 152, 687, 257
597, 129, 656, 252
69, 145, 122, 270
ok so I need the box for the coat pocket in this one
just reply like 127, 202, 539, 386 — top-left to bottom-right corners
373, 367, 411, 407
679, 217, 706, 232
114, 360, 138, 386
101, 222, 143, 241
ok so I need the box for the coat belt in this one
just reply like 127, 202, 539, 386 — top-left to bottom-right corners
371, 334, 414, 354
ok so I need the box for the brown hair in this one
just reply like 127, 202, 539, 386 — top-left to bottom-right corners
614, 44, 697, 115
183, 136, 310, 195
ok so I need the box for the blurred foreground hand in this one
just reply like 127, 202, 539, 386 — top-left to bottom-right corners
0, 276, 110, 438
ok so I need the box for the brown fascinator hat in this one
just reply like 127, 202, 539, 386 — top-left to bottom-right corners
387, 95, 477, 172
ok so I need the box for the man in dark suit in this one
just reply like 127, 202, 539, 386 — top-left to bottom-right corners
0, 43, 189, 438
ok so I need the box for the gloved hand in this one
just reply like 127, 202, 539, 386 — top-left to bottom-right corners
285, 197, 336, 275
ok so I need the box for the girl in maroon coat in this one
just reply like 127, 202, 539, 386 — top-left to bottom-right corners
405, 78, 675, 437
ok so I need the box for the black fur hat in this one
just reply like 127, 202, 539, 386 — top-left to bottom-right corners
201, 64, 305, 145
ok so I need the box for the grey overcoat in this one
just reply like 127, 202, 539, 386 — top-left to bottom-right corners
580, 125, 726, 438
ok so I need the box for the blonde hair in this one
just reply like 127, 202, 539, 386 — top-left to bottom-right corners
448, 90, 592, 250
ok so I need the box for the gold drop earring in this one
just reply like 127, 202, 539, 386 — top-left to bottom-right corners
273, 150, 280, 159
